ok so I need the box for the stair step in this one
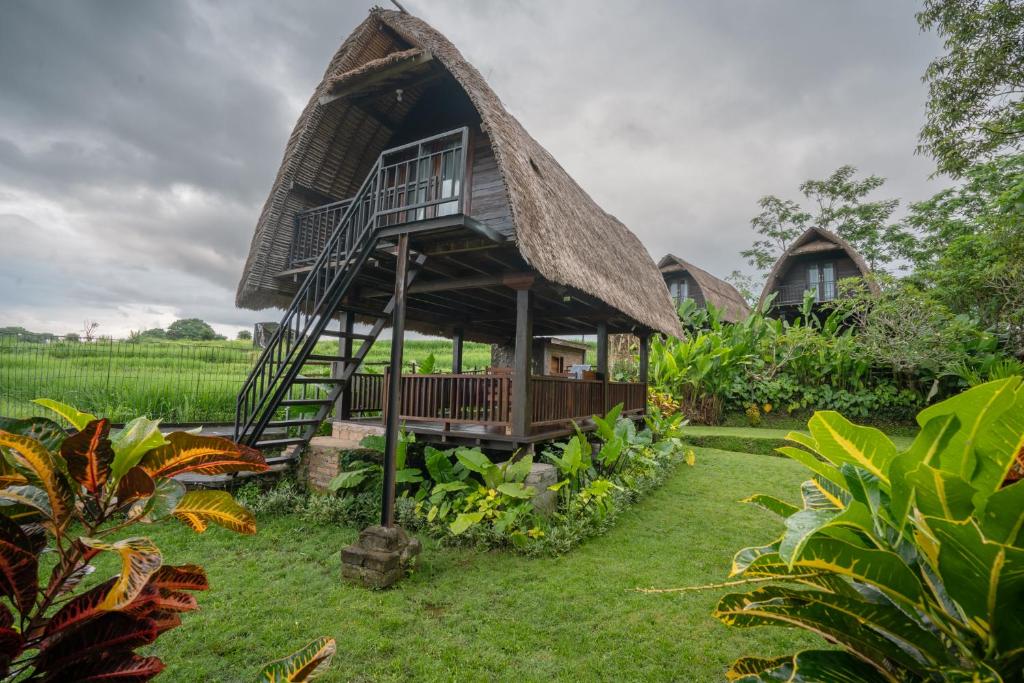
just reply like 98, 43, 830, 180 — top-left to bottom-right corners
293, 377, 344, 384
279, 398, 332, 406
255, 437, 308, 449
319, 330, 373, 341
267, 418, 321, 428
337, 304, 389, 318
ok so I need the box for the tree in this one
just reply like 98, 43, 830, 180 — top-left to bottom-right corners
898, 153, 1024, 355
64, 332, 80, 342
82, 319, 99, 342
237, 329, 252, 341
166, 318, 217, 341
741, 165, 902, 273
139, 327, 167, 340
917, 0, 1024, 176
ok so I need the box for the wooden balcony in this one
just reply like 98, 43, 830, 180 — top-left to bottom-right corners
346, 371, 646, 444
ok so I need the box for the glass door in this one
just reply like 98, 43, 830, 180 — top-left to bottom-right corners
806, 262, 836, 301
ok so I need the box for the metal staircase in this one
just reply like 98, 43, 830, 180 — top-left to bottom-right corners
234, 127, 470, 454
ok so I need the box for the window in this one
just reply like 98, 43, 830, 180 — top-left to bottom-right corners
669, 278, 689, 303
806, 262, 837, 301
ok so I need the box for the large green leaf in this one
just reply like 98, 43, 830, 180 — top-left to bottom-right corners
259, 636, 336, 682
424, 447, 455, 483
906, 465, 976, 522
0, 416, 66, 451
496, 482, 535, 499
792, 537, 926, 608
449, 511, 484, 535
328, 465, 375, 492
504, 452, 533, 483
776, 446, 844, 488
916, 377, 1020, 489
110, 416, 168, 480
806, 412, 897, 486
31, 398, 97, 431
740, 494, 799, 519
889, 414, 961, 535
927, 517, 1024, 654
715, 586, 927, 672
779, 502, 875, 565
980, 480, 1024, 546
730, 650, 897, 683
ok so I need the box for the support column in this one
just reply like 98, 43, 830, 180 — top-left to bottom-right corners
333, 310, 354, 420
452, 326, 464, 374
381, 234, 410, 528
637, 331, 650, 384
510, 287, 533, 438
596, 321, 609, 411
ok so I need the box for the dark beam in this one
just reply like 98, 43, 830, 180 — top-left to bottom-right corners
334, 310, 354, 420
452, 327, 464, 373
510, 287, 533, 438
381, 234, 410, 528
638, 332, 650, 384
596, 322, 609, 379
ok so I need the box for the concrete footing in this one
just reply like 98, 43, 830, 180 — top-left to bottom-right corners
341, 525, 421, 589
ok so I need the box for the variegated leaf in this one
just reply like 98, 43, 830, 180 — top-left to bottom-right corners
79, 536, 162, 610
172, 490, 256, 534
0, 430, 73, 525
139, 432, 267, 479
259, 637, 337, 682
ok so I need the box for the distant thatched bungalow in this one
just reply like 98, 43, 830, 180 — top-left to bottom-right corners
658, 254, 750, 322
233, 7, 682, 463
759, 227, 879, 319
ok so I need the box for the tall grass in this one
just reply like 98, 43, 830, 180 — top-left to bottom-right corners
0, 336, 492, 423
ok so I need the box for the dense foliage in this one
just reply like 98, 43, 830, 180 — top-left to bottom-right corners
701, 379, 1024, 682
0, 400, 267, 681
307, 406, 691, 555
649, 294, 1020, 425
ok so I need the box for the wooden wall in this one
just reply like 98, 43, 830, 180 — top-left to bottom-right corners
665, 272, 705, 307
469, 128, 514, 238
771, 252, 861, 293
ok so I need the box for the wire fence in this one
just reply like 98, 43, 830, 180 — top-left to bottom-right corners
0, 335, 259, 424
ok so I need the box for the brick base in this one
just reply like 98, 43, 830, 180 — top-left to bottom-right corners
304, 421, 385, 493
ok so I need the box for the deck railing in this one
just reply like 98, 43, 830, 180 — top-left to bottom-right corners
366, 371, 646, 432
287, 128, 469, 270
772, 281, 839, 306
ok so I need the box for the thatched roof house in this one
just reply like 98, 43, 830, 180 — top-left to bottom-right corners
759, 226, 879, 311
232, 7, 678, 453
657, 254, 750, 322
235, 7, 682, 342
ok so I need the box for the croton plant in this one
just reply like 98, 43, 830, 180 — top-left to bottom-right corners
0, 399, 274, 681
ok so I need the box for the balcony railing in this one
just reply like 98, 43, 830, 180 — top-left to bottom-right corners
772, 281, 839, 306
288, 128, 469, 270
355, 371, 646, 432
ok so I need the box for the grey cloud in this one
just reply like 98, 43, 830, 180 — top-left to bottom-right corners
0, 0, 945, 337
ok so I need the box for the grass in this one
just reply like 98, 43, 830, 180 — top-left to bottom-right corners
683, 424, 915, 454
102, 447, 818, 681
0, 337, 494, 424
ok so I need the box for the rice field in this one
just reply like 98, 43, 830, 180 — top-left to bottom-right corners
0, 335, 494, 424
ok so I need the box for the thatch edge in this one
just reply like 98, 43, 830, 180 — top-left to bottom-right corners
657, 254, 751, 322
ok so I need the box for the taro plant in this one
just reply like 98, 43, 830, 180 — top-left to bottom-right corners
327, 430, 422, 493
700, 378, 1024, 681
0, 399, 267, 681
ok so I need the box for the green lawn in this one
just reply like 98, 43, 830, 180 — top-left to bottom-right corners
124, 447, 818, 681
683, 424, 915, 452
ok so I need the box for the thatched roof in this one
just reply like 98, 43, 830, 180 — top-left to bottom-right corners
657, 254, 750, 322
236, 8, 682, 340
758, 226, 879, 306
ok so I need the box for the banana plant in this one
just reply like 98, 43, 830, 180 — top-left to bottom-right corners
704, 379, 1024, 682
0, 399, 267, 681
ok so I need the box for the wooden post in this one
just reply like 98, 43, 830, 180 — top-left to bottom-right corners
596, 321, 609, 411
637, 332, 649, 384
381, 234, 410, 528
510, 287, 533, 437
452, 326, 464, 374
334, 310, 354, 420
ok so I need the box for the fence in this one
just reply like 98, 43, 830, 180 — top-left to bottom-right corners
0, 335, 258, 424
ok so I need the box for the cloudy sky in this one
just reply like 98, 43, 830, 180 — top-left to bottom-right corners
0, 0, 945, 338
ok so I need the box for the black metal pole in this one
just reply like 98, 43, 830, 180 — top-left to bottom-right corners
381, 234, 410, 528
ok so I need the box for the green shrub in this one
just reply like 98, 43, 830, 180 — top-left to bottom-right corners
694, 378, 1024, 681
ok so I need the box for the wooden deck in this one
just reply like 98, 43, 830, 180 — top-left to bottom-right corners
344, 371, 646, 449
